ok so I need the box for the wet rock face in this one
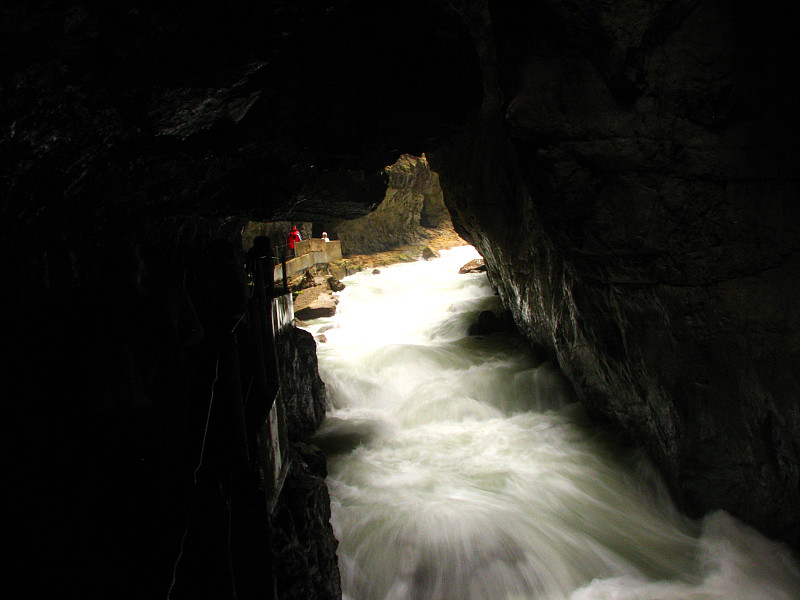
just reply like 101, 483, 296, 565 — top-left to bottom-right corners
276, 326, 327, 442
430, 1, 800, 545
272, 445, 341, 600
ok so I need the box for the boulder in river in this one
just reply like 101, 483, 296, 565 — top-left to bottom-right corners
421, 246, 439, 260
467, 310, 516, 336
459, 259, 486, 274
327, 276, 346, 292
295, 291, 338, 320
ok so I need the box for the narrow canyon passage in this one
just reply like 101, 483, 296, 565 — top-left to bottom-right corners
302, 247, 799, 600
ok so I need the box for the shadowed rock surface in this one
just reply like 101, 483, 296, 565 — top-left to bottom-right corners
428, 0, 800, 546
271, 444, 341, 600
276, 326, 327, 442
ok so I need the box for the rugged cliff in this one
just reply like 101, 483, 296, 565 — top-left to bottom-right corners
429, 0, 800, 546
332, 154, 449, 255
276, 326, 328, 442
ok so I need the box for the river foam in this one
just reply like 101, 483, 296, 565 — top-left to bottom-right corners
301, 246, 800, 600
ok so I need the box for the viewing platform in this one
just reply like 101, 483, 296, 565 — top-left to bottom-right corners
274, 238, 342, 281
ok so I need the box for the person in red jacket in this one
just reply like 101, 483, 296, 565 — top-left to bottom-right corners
287, 226, 301, 257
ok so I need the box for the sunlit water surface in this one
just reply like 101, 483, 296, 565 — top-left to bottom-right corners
301, 246, 800, 600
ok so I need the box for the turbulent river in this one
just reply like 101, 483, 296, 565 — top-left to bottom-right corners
301, 245, 800, 600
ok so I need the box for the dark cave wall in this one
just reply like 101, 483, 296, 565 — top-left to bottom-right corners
277, 325, 328, 442
1, 0, 480, 250
10, 216, 339, 599
430, 0, 800, 545
4, 2, 482, 596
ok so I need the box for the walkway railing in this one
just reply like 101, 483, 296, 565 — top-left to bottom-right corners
247, 241, 291, 512
168, 236, 292, 597
273, 239, 342, 282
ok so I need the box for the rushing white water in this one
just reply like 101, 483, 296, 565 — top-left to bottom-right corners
301, 246, 800, 600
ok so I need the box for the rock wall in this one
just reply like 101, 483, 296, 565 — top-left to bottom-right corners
272, 326, 339, 600
271, 443, 341, 600
430, 0, 800, 546
9, 216, 339, 598
333, 154, 449, 255
276, 326, 328, 441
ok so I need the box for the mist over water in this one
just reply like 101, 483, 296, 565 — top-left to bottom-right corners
301, 246, 800, 600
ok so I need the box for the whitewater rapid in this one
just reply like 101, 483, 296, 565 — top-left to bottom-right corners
301, 245, 800, 600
